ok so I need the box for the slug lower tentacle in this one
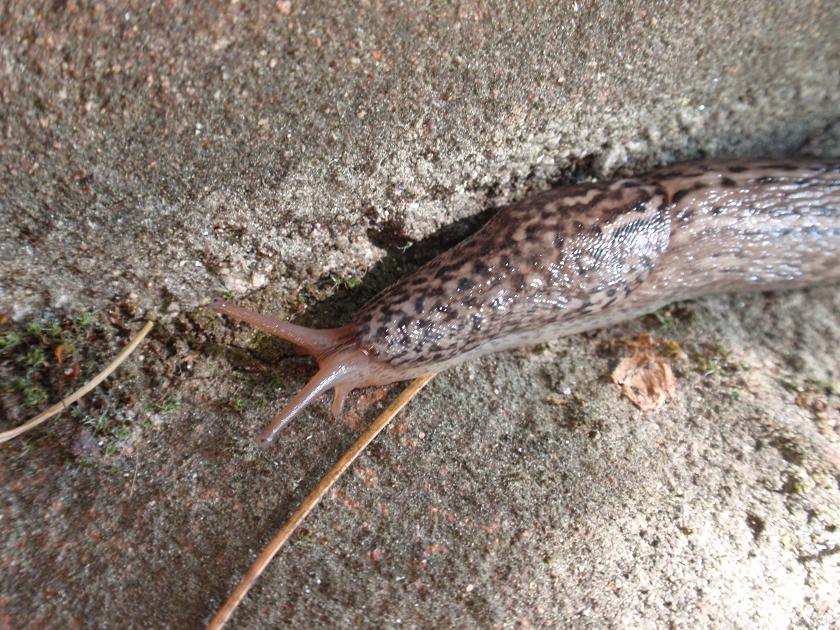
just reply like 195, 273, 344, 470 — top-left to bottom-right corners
213, 158, 840, 445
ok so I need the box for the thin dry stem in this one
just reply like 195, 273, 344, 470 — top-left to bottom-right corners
205, 374, 435, 630
0, 320, 154, 444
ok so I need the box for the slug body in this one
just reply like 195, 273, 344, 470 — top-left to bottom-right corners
213, 158, 840, 444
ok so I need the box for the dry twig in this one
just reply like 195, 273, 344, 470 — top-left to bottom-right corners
206, 374, 435, 630
0, 320, 154, 444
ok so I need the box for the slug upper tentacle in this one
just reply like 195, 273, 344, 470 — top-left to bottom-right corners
213, 159, 840, 444
211, 299, 420, 444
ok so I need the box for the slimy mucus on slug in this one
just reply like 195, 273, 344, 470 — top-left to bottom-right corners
212, 158, 840, 445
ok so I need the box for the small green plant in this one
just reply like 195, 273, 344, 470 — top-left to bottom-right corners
16, 378, 48, 406
20, 347, 46, 368
780, 378, 801, 393
0, 330, 21, 350
654, 309, 675, 330
693, 341, 736, 377
24, 322, 43, 337
712, 342, 732, 361
694, 352, 719, 376
157, 398, 181, 414
77, 310, 93, 327
804, 376, 837, 396
661, 339, 685, 360
112, 424, 131, 441
651, 304, 698, 331
90, 414, 111, 434
331, 274, 361, 290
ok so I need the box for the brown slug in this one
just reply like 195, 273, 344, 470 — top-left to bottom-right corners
213, 158, 840, 445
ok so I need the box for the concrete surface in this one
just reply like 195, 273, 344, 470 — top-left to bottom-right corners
1, 1, 839, 628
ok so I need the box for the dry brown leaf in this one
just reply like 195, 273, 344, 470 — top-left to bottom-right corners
612, 334, 677, 411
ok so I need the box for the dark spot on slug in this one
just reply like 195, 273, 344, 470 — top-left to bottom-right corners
397, 315, 411, 330
473, 261, 491, 277
434, 262, 461, 280
525, 223, 542, 239
457, 278, 476, 292
672, 189, 690, 204
672, 182, 706, 205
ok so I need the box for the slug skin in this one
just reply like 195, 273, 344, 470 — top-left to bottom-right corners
213, 159, 840, 444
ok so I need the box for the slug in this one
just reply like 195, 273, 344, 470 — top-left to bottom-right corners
213, 158, 840, 445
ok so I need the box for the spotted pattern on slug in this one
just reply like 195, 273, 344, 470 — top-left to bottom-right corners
353, 159, 840, 370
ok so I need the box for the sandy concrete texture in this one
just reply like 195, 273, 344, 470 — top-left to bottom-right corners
1, 0, 839, 628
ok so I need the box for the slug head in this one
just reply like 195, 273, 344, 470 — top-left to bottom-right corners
211, 299, 389, 446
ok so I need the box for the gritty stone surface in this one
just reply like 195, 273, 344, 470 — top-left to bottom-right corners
1, 1, 839, 629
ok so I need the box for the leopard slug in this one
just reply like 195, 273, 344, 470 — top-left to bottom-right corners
213, 158, 840, 445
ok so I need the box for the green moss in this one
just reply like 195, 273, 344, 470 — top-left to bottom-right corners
694, 352, 719, 376
803, 376, 837, 396
157, 398, 181, 414
650, 303, 699, 331
782, 472, 806, 495
20, 347, 46, 368
331, 274, 362, 290
24, 322, 44, 337
16, 378, 48, 406
0, 330, 21, 350
693, 341, 737, 377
